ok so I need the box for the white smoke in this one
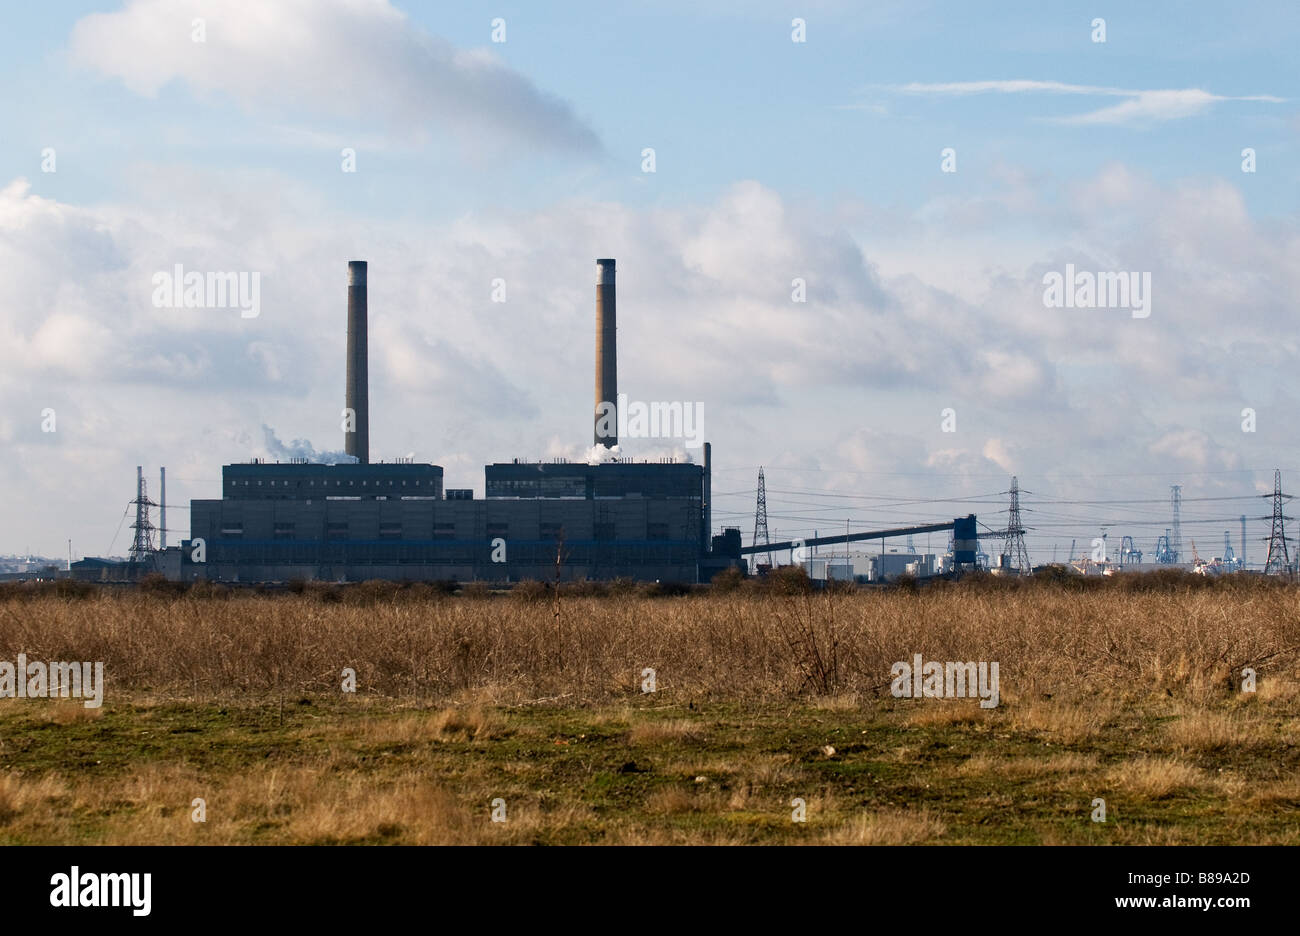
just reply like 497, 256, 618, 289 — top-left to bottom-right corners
257, 425, 357, 464
585, 443, 621, 465
583, 443, 695, 466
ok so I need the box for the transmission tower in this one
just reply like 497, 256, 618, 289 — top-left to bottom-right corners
1000, 476, 1032, 572
1240, 514, 1247, 570
128, 465, 158, 565
752, 466, 772, 570
1169, 484, 1182, 564
1263, 469, 1291, 575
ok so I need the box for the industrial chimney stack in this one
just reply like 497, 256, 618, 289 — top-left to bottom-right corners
346, 260, 369, 464
594, 258, 617, 448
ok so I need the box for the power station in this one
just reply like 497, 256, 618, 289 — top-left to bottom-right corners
169, 260, 730, 583
38, 258, 989, 587
46, 255, 1282, 586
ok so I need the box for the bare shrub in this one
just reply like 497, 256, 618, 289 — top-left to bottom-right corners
1, 587, 1296, 704
511, 580, 551, 603
770, 589, 840, 695
710, 566, 744, 592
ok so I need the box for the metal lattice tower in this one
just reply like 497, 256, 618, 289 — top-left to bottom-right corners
1169, 484, 1182, 565
1264, 469, 1291, 575
1001, 476, 1031, 572
1240, 514, 1248, 570
752, 466, 772, 570
1155, 528, 1174, 564
128, 465, 158, 564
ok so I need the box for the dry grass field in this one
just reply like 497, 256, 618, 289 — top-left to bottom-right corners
1, 573, 1298, 845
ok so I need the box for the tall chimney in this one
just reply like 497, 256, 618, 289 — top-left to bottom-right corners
594, 258, 617, 448
346, 260, 369, 464
702, 442, 711, 547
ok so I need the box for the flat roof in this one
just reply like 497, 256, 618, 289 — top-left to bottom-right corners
224, 462, 442, 478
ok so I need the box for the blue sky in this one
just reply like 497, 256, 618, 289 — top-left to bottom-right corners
7, 1, 1296, 216
2, 1, 1298, 562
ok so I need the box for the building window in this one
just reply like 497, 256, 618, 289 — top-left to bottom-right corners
433, 522, 455, 540
274, 523, 295, 540
379, 522, 402, 539
326, 522, 348, 541
220, 522, 243, 536
487, 522, 509, 538
540, 522, 562, 540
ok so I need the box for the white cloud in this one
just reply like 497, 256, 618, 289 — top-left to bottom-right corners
896, 80, 1113, 96
889, 79, 1283, 125
2, 163, 1297, 554
981, 439, 1016, 473
68, 0, 600, 153
1056, 90, 1226, 126
1148, 429, 1241, 471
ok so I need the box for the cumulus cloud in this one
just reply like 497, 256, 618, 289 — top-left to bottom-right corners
68, 0, 600, 153
1147, 429, 1241, 471
981, 438, 1016, 473
3, 162, 1297, 554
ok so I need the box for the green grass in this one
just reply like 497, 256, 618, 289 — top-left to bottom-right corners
2, 691, 1296, 845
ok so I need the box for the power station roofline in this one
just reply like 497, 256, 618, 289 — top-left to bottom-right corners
224, 462, 443, 473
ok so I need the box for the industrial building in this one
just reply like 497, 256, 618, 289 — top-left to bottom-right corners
173, 259, 730, 584
96, 257, 983, 586
28, 253, 1285, 586
182, 457, 711, 583
800, 551, 939, 583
